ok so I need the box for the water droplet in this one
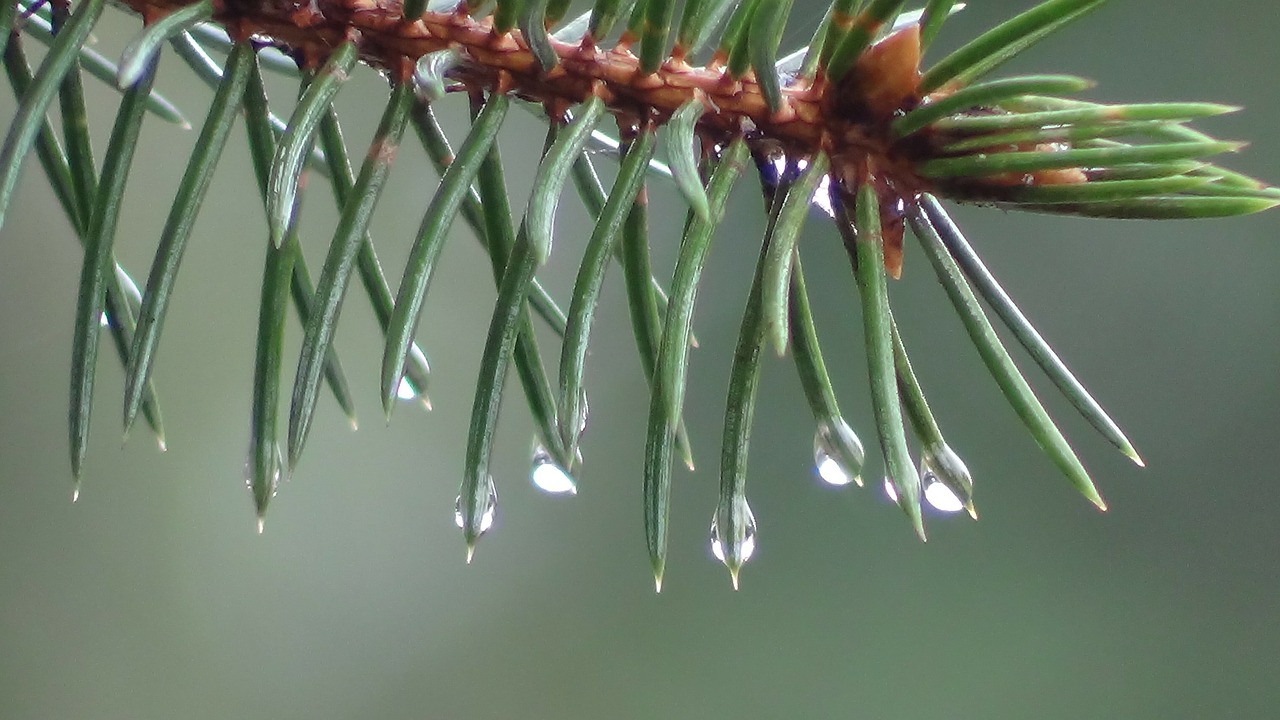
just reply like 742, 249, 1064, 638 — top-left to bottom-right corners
531, 444, 576, 495
884, 194, 908, 224
98, 312, 110, 327
242, 442, 283, 499
813, 428, 858, 487
273, 443, 285, 488
454, 478, 497, 535
576, 389, 589, 435
919, 444, 974, 517
924, 476, 965, 513
813, 420, 864, 487
812, 175, 835, 218
883, 476, 898, 503
709, 502, 757, 565
396, 378, 416, 400
814, 446, 853, 486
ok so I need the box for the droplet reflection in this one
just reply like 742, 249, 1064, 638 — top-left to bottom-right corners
883, 476, 898, 503
396, 378, 416, 401
454, 479, 497, 535
924, 477, 965, 513
531, 444, 577, 495
815, 449, 853, 486
241, 442, 284, 500
813, 431, 854, 487
709, 505, 757, 565
889, 473, 967, 514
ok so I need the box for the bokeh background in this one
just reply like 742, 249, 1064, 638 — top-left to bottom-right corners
2, 1, 1278, 717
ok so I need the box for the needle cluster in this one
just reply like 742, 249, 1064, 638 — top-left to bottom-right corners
1, 0, 1275, 588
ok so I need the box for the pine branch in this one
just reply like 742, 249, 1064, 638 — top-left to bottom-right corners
0, 0, 1275, 588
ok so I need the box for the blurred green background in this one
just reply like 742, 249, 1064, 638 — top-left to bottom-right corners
2, 1, 1278, 717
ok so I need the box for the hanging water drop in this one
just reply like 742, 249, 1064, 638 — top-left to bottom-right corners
919, 444, 975, 518
98, 312, 110, 327
709, 502, 757, 565
812, 174, 836, 218
396, 378, 416, 401
454, 478, 497, 535
813, 429, 856, 487
272, 442, 285, 489
562, 388, 590, 460
883, 476, 898, 503
576, 389, 589, 435
242, 441, 283, 498
531, 443, 577, 495
924, 477, 965, 513
814, 445, 852, 486
813, 420, 864, 487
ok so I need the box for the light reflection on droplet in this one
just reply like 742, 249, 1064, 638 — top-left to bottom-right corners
396, 378, 416, 400
576, 389, 589, 435
924, 478, 965, 513
98, 312, 110, 327
709, 505, 757, 565
531, 444, 576, 495
242, 442, 284, 499
273, 443, 285, 488
454, 479, 497, 535
812, 175, 835, 218
919, 445, 974, 518
883, 476, 899, 503
813, 431, 854, 487
815, 449, 853, 487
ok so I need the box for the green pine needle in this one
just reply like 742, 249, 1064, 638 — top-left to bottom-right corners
0, 0, 105, 229
892, 74, 1094, 138
525, 96, 607, 265
124, 42, 251, 433
383, 92, 510, 417
520, 0, 558, 71
748, 0, 795, 112
911, 195, 1106, 510
265, 40, 357, 247
558, 126, 656, 456
665, 98, 711, 223
69, 52, 156, 478
290, 82, 415, 466
116, 0, 211, 88
241, 59, 360, 428
919, 141, 1241, 179
759, 151, 827, 355
472, 103, 572, 475
315, 110, 430, 409
920, 0, 1108, 93
845, 181, 925, 541
410, 102, 570, 338
789, 259, 865, 486
646, 138, 749, 589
